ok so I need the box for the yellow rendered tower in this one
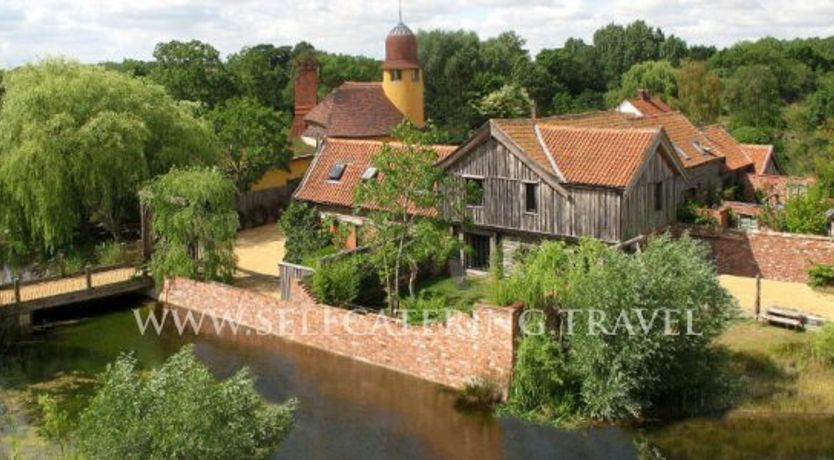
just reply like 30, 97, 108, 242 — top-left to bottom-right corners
381, 21, 425, 128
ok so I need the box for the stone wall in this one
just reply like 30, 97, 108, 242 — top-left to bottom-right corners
159, 278, 521, 394
682, 226, 834, 283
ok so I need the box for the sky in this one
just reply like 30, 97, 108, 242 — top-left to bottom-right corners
2, 0, 834, 68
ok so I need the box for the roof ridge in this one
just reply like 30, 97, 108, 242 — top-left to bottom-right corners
537, 124, 660, 135
327, 138, 457, 149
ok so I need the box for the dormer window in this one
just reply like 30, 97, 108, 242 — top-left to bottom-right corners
328, 163, 346, 181
391, 70, 402, 81
361, 166, 378, 181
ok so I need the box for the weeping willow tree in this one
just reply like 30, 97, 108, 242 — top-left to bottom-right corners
0, 59, 218, 255
140, 167, 238, 284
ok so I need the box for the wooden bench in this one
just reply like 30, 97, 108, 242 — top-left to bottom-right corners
762, 306, 827, 330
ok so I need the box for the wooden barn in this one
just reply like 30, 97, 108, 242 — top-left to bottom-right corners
437, 118, 688, 272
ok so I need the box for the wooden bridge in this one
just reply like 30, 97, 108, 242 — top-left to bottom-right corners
0, 264, 153, 320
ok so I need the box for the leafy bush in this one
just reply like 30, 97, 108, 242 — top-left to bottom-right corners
809, 263, 834, 288
813, 323, 834, 365
457, 376, 503, 410
400, 293, 451, 324
781, 185, 830, 235
95, 241, 126, 265
279, 201, 331, 264
76, 345, 296, 459
504, 235, 738, 422
677, 200, 718, 227
311, 256, 363, 306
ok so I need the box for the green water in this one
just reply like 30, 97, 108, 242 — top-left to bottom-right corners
2, 297, 834, 459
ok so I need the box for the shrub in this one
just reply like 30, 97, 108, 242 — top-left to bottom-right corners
400, 293, 450, 324
507, 330, 579, 419
311, 256, 362, 306
95, 241, 125, 265
677, 200, 718, 227
781, 185, 830, 235
813, 323, 834, 365
457, 376, 503, 410
76, 345, 296, 459
809, 263, 834, 288
279, 201, 331, 264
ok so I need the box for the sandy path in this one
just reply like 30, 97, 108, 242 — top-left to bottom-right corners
720, 274, 834, 320
234, 225, 285, 277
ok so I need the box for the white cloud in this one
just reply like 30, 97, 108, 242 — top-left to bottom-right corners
1, 0, 833, 67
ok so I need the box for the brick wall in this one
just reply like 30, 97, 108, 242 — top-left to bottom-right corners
160, 278, 521, 394
682, 226, 834, 282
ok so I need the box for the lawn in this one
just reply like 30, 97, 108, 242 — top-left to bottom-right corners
718, 320, 834, 415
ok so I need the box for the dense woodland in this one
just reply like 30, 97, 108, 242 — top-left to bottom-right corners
2, 20, 834, 260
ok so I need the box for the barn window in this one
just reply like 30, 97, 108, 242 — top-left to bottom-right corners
328, 163, 346, 181
525, 182, 539, 213
654, 182, 663, 211
391, 69, 402, 81
466, 178, 484, 206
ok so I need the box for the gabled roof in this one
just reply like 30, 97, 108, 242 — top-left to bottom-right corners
627, 112, 723, 169
536, 126, 663, 188
303, 82, 404, 139
442, 118, 683, 190
293, 139, 456, 210
741, 143, 776, 175
627, 96, 672, 116
701, 124, 754, 171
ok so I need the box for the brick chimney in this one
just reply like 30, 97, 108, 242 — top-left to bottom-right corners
291, 55, 318, 137
638, 88, 650, 101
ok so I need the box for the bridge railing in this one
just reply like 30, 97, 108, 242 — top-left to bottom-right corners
0, 263, 146, 306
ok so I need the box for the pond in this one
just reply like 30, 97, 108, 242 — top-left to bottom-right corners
1, 297, 833, 459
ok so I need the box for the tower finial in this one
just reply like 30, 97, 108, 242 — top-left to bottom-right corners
398, 0, 402, 22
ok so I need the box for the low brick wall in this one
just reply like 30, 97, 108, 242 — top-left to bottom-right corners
159, 278, 521, 394
681, 226, 834, 283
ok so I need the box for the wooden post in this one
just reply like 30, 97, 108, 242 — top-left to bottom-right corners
754, 274, 762, 319
85, 265, 93, 290
13, 277, 20, 304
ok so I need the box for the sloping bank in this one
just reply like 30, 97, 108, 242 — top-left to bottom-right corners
159, 277, 522, 395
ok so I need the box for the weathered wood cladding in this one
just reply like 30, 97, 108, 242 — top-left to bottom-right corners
444, 139, 572, 236
443, 138, 625, 242
621, 148, 679, 240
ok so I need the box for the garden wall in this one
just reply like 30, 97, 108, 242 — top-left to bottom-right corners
159, 277, 522, 395
681, 225, 834, 283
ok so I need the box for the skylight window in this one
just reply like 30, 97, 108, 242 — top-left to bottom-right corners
361, 167, 378, 181
328, 163, 346, 181
674, 145, 690, 160
692, 141, 713, 156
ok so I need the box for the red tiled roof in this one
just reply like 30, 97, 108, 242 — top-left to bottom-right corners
627, 112, 723, 169
741, 143, 776, 175
537, 126, 661, 188
294, 139, 456, 211
303, 82, 404, 139
628, 96, 672, 116
701, 125, 754, 171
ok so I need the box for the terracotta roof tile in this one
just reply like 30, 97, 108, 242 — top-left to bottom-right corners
627, 112, 722, 169
294, 139, 456, 211
628, 96, 671, 116
701, 125, 754, 171
304, 82, 404, 138
537, 126, 660, 188
741, 143, 775, 175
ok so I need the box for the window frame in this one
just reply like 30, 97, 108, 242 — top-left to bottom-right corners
654, 182, 664, 212
412, 69, 420, 82
464, 176, 485, 208
328, 163, 347, 182
390, 69, 403, 81
524, 181, 539, 214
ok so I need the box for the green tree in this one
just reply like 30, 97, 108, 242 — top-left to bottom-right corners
226, 44, 294, 110
141, 167, 239, 283
354, 123, 460, 311
677, 60, 722, 125
208, 97, 292, 192
474, 83, 533, 119
724, 64, 781, 128
607, 60, 678, 106
316, 52, 380, 94
780, 185, 830, 235
150, 40, 235, 107
0, 59, 216, 254
593, 21, 664, 87
76, 346, 296, 459
278, 200, 331, 264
